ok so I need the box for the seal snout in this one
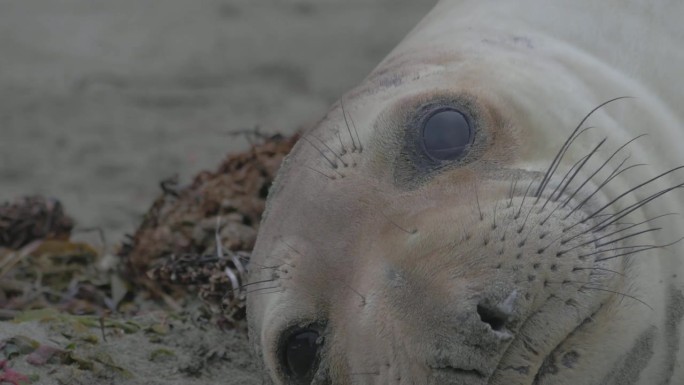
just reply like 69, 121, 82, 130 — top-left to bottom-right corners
476, 289, 518, 333
351, 190, 629, 382
476, 302, 509, 331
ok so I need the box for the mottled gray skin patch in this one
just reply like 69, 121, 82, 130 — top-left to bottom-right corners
535, 352, 561, 380
658, 286, 684, 385
561, 350, 579, 369
600, 327, 656, 385
532, 349, 580, 383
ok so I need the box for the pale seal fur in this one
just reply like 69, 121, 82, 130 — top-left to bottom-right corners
247, 1, 684, 384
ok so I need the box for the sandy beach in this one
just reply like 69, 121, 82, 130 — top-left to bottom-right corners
0, 0, 435, 245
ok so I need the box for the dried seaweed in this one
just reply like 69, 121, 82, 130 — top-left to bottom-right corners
0, 239, 121, 318
119, 133, 298, 325
0, 196, 73, 250
0, 133, 298, 329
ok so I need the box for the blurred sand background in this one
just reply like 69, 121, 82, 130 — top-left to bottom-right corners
0, 0, 436, 246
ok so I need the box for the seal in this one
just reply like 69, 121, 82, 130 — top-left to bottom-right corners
247, 1, 684, 384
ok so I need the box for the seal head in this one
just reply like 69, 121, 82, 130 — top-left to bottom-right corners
247, 1, 684, 384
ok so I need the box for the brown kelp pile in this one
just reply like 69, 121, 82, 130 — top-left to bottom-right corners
0, 196, 115, 319
120, 133, 297, 327
1, 133, 298, 326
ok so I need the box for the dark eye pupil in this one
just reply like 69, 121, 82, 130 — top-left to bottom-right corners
284, 329, 320, 381
422, 109, 472, 160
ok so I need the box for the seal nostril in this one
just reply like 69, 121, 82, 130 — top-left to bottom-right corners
477, 303, 508, 331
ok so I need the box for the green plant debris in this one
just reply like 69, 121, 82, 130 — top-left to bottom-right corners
149, 349, 175, 363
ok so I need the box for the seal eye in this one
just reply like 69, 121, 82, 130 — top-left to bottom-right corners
421, 109, 472, 161
282, 328, 321, 382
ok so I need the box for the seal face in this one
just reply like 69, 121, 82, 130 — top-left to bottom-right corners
247, 1, 684, 384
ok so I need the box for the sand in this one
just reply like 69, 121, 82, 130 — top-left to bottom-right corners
0, 0, 435, 244
0, 1, 436, 383
0, 311, 263, 385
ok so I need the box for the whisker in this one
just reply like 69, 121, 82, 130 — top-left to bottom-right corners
594, 227, 662, 248
535, 97, 632, 199
589, 183, 684, 234
560, 213, 676, 253
572, 266, 626, 277
246, 287, 284, 296
539, 151, 606, 226
475, 185, 484, 221
548, 279, 651, 310
577, 284, 653, 311
541, 151, 592, 212
575, 244, 655, 259
340, 99, 358, 153
535, 126, 593, 200
313, 134, 348, 167
518, 203, 536, 234
552, 137, 607, 203
595, 237, 684, 262
241, 279, 278, 289
562, 135, 647, 208
566, 157, 638, 218
348, 107, 363, 153
508, 176, 518, 208
304, 165, 338, 180
301, 136, 338, 169
582, 166, 684, 224
380, 208, 416, 234
335, 129, 347, 155
515, 178, 537, 219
